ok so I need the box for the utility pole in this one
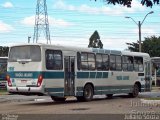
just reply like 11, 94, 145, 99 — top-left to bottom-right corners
125, 11, 154, 52
33, 0, 51, 44
138, 21, 141, 52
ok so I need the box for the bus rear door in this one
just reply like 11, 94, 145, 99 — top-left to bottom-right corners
64, 56, 75, 96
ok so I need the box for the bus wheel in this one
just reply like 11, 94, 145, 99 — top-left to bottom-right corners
51, 96, 66, 102
83, 84, 93, 102
106, 94, 113, 99
129, 84, 139, 98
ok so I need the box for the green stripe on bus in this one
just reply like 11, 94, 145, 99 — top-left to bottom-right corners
116, 76, 129, 80
49, 93, 64, 97
8, 71, 108, 79
123, 76, 129, 80
77, 72, 89, 78
43, 72, 64, 79
77, 72, 108, 79
76, 85, 133, 96
8, 71, 64, 79
7, 71, 41, 78
103, 72, 108, 78
117, 76, 122, 80
90, 72, 96, 78
77, 85, 133, 91
45, 88, 64, 92
96, 72, 102, 78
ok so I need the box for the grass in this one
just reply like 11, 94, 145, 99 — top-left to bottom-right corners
145, 97, 160, 100
0, 88, 8, 95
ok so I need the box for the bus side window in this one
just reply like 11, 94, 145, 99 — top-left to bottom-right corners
96, 54, 109, 71
102, 54, 109, 70
81, 53, 88, 70
110, 55, 122, 71
46, 50, 63, 70
81, 52, 95, 70
128, 56, 134, 71
134, 56, 143, 72
110, 55, 116, 71
88, 53, 95, 70
116, 55, 122, 71
96, 54, 102, 70
122, 56, 133, 71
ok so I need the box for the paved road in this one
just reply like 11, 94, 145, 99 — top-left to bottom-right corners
0, 91, 160, 103
0, 92, 160, 120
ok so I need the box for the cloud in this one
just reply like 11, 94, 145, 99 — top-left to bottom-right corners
0, 21, 13, 33
49, 17, 74, 27
21, 16, 35, 26
2, 2, 13, 8
53, 0, 146, 15
21, 15, 74, 27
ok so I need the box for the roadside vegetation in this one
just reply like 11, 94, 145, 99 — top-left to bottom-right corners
0, 88, 7, 95
145, 97, 160, 100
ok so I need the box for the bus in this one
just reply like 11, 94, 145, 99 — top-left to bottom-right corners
0, 57, 8, 88
7, 44, 151, 102
151, 57, 160, 86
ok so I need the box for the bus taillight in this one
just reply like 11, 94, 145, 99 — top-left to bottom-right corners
37, 75, 43, 87
6, 75, 12, 87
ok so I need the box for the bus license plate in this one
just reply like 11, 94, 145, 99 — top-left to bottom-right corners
21, 80, 27, 83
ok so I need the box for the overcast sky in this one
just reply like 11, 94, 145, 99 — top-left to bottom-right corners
0, 0, 159, 50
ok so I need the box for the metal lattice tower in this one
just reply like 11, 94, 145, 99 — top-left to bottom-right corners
33, 0, 51, 44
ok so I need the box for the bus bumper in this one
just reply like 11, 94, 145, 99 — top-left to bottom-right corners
7, 85, 45, 95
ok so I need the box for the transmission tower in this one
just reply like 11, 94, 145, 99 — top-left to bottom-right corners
33, 0, 51, 44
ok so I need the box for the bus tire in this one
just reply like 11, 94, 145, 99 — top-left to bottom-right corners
83, 84, 94, 102
129, 84, 139, 98
51, 96, 66, 102
106, 94, 113, 99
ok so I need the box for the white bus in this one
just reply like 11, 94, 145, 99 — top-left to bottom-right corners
0, 57, 8, 88
151, 57, 160, 86
7, 44, 151, 102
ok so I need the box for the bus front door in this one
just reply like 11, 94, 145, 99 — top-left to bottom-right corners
64, 56, 75, 96
145, 61, 152, 91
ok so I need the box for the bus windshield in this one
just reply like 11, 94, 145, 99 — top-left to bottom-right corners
0, 58, 7, 80
9, 45, 41, 62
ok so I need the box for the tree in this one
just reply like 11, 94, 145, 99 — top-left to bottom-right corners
88, 30, 103, 49
0, 46, 9, 57
126, 40, 139, 52
93, 0, 159, 7
142, 36, 160, 57
126, 36, 160, 57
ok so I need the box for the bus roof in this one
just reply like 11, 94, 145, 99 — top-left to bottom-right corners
9, 43, 150, 57
151, 57, 160, 63
151, 57, 160, 59
121, 51, 150, 57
